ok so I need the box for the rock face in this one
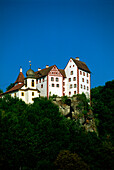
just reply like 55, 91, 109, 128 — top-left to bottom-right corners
52, 97, 96, 132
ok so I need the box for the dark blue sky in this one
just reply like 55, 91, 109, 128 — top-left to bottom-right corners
0, 0, 114, 92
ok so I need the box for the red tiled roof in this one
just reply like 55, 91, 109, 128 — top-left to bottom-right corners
71, 58, 91, 73
2, 83, 24, 95
15, 72, 25, 84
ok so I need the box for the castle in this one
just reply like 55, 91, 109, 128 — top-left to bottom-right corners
1, 57, 91, 104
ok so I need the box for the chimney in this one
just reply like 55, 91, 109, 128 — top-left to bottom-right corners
38, 68, 41, 71
46, 65, 49, 68
20, 67, 22, 72
76, 57, 80, 61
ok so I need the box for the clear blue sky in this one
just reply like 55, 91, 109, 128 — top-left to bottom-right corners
0, 0, 114, 92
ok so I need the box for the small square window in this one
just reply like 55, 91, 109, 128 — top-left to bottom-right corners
41, 84, 43, 88
82, 78, 84, 82
70, 84, 72, 89
83, 72, 85, 76
39, 79, 41, 83
80, 71, 82, 75
74, 91, 76, 94
21, 92, 24, 96
56, 84, 59, 87
51, 77, 54, 81
81, 84, 83, 89
31, 80, 34, 87
69, 91, 71, 95
73, 77, 76, 81
84, 85, 86, 89
56, 78, 59, 82
52, 84, 54, 87
74, 84, 77, 88
69, 78, 71, 82
71, 71, 73, 75
87, 79, 89, 83
87, 86, 89, 91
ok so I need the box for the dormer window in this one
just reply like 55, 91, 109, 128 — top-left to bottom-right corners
31, 80, 34, 87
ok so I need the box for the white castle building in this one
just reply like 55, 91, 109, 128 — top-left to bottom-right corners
1, 57, 91, 104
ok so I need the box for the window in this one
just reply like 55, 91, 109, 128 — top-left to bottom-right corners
25, 79, 27, 87
69, 66, 71, 68
32, 92, 34, 96
71, 71, 73, 75
74, 91, 76, 95
39, 79, 41, 83
41, 84, 43, 88
73, 77, 76, 81
82, 78, 84, 82
81, 84, 83, 89
56, 84, 59, 87
87, 86, 89, 91
87, 73, 88, 77
52, 84, 54, 87
70, 84, 72, 89
69, 78, 71, 82
14, 93, 16, 97
21, 92, 24, 96
36, 79, 38, 84
63, 82, 65, 86
43, 78, 44, 82
69, 91, 71, 95
83, 72, 85, 76
80, 71, 82, 75
74, 84, 77, 88
87, 79, 89, 84
31, 80, 34, 87
63, 87, 65, 91
51, 77, 54, 81
73, 65, 75, 67
84, 85, 86, 89
56, 78, 59, 82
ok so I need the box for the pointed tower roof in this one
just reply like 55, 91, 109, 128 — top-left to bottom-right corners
15, 67, 25, 84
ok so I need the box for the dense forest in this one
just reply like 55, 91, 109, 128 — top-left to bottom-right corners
0, 80, 114, 170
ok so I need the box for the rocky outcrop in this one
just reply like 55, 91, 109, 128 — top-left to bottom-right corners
52, 97, 96, 132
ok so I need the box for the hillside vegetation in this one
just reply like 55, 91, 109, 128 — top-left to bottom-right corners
0, 80, 114, 170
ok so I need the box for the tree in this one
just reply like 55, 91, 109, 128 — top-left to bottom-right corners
6, 83, 15, 91
0, 89, 3, 94
91, 80, 114, 142
54, 150, 90, 170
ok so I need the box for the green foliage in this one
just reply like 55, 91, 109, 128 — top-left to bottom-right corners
6, 83, 15, 91
91, 80, 114, 142
0, 92, 114, 170
61, 95, 71, 105
0, 89, 3, 93
54, 150, 89, 170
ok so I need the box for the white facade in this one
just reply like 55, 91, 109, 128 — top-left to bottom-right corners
64, 58, 78, 96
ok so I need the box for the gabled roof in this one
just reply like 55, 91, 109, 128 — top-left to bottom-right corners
71, 58, 91, 73
2, 83, 24, 95
35, 65, 66, 78
35, 65, 54, 78
15, 72, 25, 84
59, 69, 66, 78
